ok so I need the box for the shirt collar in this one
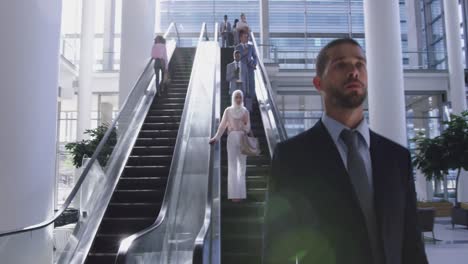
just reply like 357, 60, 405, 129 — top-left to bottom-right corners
321, 113, 370, 148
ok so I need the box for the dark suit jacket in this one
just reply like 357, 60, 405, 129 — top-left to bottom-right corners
264, 121, 428, 264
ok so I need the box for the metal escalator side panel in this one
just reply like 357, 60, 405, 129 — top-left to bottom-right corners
116, 43, 220, 264
250, 33, 288, 156
56, 61, 158, 264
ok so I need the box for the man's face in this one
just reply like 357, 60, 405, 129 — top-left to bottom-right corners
224, 16, 228, 21
241, 15, 246, 22
314, 43, 368, 109
234, 52, 241, 61
240, 33, 248, 43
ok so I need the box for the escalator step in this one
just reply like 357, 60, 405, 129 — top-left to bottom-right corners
106, 203, 162, 218
147, 109, 183, 116
145, 116, 181, 123
123, 165, 170, 177
221, 202, 265, 218
86, 253, 116, 264
138, 130, 179, 138
150, 103, 185, 110
126, 155, 173, 166
135, 137, 177, 146
110, 189, 165, 203
97, 217, 155, 235
131, 145, 175, 155
117, 177, 167, 190
221, 253, 261, 264
90, 234, 128, 253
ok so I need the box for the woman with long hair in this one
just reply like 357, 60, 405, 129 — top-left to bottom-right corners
210, 90, 251, 202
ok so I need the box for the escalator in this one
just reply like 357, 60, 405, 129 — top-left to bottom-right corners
215, 35, 287, 263
220, 86, 271, 264
85, 48, 195, 264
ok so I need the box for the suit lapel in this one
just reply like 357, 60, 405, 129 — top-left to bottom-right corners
370, 131, 390, 263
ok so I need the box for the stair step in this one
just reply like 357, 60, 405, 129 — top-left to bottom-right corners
147, 109, 183, 116
150, 103, 185, 110
145, 116, 181, 123
123, 165, 170, 177
222, 202, 265, 218
127, 155, 173, 166
221, 233, 263, 254
89, 234, 126, 253
221, 253, 261, 264
97, 217, 154, 235
117, 177, 167, 190
131, 145, 175, 155
85, 253, 117, 264
135, 137, 177, 146
106, 202, 162, 218
111, 189, 165, 203
139, 130, 179, 138
141, 121, 180, 132
222, 217, 264, 236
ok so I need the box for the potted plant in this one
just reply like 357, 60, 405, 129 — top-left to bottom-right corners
65, 124, 117, 168
412, 133, 452, 216
412, 111, 468, 217
440, 111, 468, 204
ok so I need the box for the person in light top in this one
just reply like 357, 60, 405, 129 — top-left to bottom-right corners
210, 90, 251, 202
151, 35, 168, 96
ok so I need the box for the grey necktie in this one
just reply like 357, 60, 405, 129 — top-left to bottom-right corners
340, 129, 384, 263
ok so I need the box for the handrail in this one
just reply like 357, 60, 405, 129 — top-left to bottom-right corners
115, 23, 208, 264
199, 22, 209, 42
193, 23, 220, 264
0, 23, 178, 239
164, 22, 180, 44
250, 32, 288, 143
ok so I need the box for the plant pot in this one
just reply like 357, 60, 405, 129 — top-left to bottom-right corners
418, 201, 453, 217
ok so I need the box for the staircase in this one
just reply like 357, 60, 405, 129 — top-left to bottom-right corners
220, 48, 271, 264
85, 48, 195, 264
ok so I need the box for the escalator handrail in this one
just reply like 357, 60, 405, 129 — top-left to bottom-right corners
250, 32, 288, 142
0, 22, 178, 239
193, 23, 220, 264
115, 22, 209, 263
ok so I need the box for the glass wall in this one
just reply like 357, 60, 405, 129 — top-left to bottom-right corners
276, 90, 446, 144
418, 0, 448, 70
157, 0, 445, 70
56, 93, 119, 206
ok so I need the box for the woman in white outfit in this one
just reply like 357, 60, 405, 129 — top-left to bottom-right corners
209, 90, 251, 202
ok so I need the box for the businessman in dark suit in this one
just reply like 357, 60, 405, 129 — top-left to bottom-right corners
265, 38, 428, 264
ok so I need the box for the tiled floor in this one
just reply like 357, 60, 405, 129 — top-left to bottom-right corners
425, 218, 468, 264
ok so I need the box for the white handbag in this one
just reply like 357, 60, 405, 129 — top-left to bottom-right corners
240, 131, 261, 156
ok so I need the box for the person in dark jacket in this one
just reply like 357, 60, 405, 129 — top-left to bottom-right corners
265, 38, 428, 264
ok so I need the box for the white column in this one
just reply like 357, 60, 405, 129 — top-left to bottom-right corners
260, 0, 270, 59
103, 0, 116, 71
444, 0, 468, 204
77, 0, 96, 140
119, 0, 156, 107
443, 0, 467, 114
0, 0, 61, 263
364, 0, 408, 146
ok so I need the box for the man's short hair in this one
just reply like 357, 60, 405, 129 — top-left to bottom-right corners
233, 50, 240, 57
238, 29, 248, 37
315, 38, 362, 77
